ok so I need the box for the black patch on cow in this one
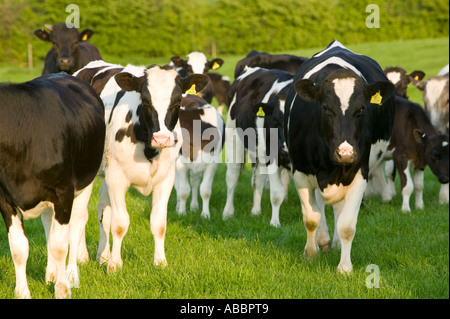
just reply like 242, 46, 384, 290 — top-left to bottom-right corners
75, 65, 108, 85
108, 90, 126, 123
125, 110, 132, 123
92, 67, 124, 94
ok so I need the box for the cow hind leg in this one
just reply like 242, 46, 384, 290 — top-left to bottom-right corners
200, 163, 217, 219
413, 168, 424, 210
190, 170, 201, 211
175, 159, 190, 215
97, 180, 112, 265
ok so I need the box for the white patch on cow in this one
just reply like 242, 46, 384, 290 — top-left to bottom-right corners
302, 57, 366, 82
313, 39, 359, 58
199, 105, 219, 127
262, 79, 294, 103
386, 71, 401, 85
147, 67, 179, 135
187, 52, 208, 74
438, 64, 449, 76
425, 77, 447, 108
443, 141, 449, 147
20, 201, 54, 220
332, 78, 355, 114
222, 75, 230, 82
236, 66, 261, 81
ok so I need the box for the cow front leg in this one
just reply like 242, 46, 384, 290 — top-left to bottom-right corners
175, 158, 190, 215
199, 162, 218, 219
97, 180, 112, 264
439, 183, 449, 204
251, 164, 266, 216
151, 167, 176, 267
413, 168, 424, 210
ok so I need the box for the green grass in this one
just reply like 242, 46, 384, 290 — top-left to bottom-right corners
0, 38, 449, 299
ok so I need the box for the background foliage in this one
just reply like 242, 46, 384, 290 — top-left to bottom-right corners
0, 0, 448, 63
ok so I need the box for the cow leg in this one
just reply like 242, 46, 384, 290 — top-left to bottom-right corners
335, 170, 367, 274
106, 166, 130, 273
223, 127, 245, 220
97, 180, 112, 264
190, 170, 201, 211
67, 182, 94, 289
267, 164, 285, 227
7, 212, 31, 299
400, 160, 413, 212
150, 166, 176, 266
175, 159, 190, 215
439, 183, 449, 204
413, 168, 424, 210
332, 200, 344, 249
293, 171, 321, 258
200, 163, 218, 219
385, 159, 397, 198
251, 164, 266, 216
315, 189, 331, 251
372, 162, 391, 202
41, 207, 57, 284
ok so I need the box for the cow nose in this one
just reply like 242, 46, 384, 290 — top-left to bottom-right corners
334, 141, 356, 164
151, 133, 173, 148
58, 58, 72, 66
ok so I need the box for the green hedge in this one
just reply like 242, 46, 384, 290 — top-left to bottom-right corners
0, 0, 448, 63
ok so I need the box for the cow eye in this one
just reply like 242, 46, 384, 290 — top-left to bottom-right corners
354, 106, 365, 117
322, 104, 335, 116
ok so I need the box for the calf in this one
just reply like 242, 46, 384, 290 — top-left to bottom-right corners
74, 60, 208, 272
387, 96, 449, 211
223, 66, 293, 227
0, 73, 105, 298
175, 95, 225, 218
35, 22, 102, 75
285, 40, 395, 273
234, 50, 308, 78
384, 66, 425, 98
171, 52, 230, 114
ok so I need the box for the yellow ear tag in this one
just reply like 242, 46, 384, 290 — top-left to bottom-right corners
82, 34, 88, 41
212, 62, 220, 70
414, 75, 419, 80
256, 106, 265, 117
185, 84, 197, 95
370, 91, 383, 105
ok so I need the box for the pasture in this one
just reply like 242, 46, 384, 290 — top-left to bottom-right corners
0, 38, 449, 299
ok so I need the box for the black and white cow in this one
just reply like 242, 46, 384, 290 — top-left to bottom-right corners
223, 66, 293, 227
285, 40, 395, 273
386, 95, 449, 211
234, 50, 308, 79
35, 22, 102, 75
175, 94, 225, 219
0, 73, 105, 298
383, 67, 425, 98
74, 60, 208, 272
171, 52, 230, 114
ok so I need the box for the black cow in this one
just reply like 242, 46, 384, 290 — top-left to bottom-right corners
387, 96, 449, 211
34, 22, 102, 75
285, 40, 395, 273
234, 50, 308, 79
0, 73, 105, 298
223, 66, 293, 227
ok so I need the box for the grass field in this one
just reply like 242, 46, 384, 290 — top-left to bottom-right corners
0, 38, 448, 300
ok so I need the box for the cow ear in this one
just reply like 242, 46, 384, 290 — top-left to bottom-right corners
408, 70, 425, 83
171, 56, 187, 68
182, 74, 209, 94
115, 72, 143, 92
413, 129, 427, 144
209, 58, 224, 71
79, 29, 94, 41
409, 76, 426, 91
34, 29, 51, 42
294, 79, 318, 102
365, 81, 395, 105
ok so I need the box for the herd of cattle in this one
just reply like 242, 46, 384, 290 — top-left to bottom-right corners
0, 23, 448, 298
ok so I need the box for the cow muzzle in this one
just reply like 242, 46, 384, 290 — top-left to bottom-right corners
151, 132, 174, 148
58, 58, 74, 72
334, 141, 356, 165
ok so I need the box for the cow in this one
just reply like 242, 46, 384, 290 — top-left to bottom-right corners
285, 40, 395, 273
0, 73, 105, 298
175, 95, 225, 219
411, 67, 449, 135
171, 52, 230, 115
234, 50, 308, 79
386, 95, 449, 211
223, 66, 293, 227
74, 60, 209, 272
34, 22, 102, 75
384, 67, 425, 98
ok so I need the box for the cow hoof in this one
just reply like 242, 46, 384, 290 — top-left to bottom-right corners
155, 258, 167, 268
270, 219, 280, 227
251, 207, 261, 216
55, 281, 71, 299
15, 286, 31, 299
319, 241, 331, 253
45, 266, 57, 285
337, 263, 352, 275
190, 203, 199, 211
304, 246, 318, 259
67, 264, 80, 288
107, 260, 123, 274
222, 207, 234, 220
201, 212, 210, 219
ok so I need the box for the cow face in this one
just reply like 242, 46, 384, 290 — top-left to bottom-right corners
254, 101, 290, 169
414, 130, 449, 184
35, 23, 94, 74
114, 65, 209, 151
384, 67, 425, 98
294, 70, 394, 166
171, 52, 224, 75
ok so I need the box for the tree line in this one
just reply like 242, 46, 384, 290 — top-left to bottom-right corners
0, 0, 448, 63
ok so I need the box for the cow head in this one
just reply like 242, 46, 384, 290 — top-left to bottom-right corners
294, 69, 394, 166
414, 130, 449, 184
114, 65, 209, 153
171, 52, 224, 75
384, 67, 425, 98
253, 100, 290, 170
34, 23, 94, 74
